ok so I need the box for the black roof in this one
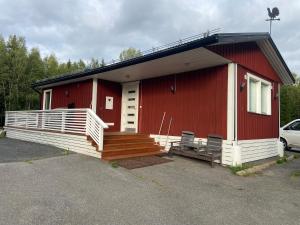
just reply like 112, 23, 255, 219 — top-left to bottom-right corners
32, 32, 294, 88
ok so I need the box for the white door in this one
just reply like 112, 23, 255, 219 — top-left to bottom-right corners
121, 82, 139, 132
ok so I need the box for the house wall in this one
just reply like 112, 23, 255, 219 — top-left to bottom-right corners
209, 42, 281, 140
207, 42, 281, 82
138, 65, 228, 139
237, 65, 279, 140
49, 80, 93, 109
96, 80, 122, 132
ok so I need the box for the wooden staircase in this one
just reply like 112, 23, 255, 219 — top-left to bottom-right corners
100, 133, 163, 160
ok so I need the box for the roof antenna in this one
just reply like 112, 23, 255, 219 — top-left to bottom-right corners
266, 7, 280, 36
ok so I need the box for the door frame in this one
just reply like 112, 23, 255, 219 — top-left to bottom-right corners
43, 89, 52, 110
120, 81, 140, 132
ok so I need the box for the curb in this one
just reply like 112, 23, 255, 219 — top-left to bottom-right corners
236, 154, 295, 176
236, 161, 276, 176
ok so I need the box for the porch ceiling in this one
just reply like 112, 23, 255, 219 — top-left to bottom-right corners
95, 47, 230, 83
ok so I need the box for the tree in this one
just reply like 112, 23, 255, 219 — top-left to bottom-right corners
280, 73, 300, 125
44, 54, 59, 77
5, 35, 28, 110
25, 48, 45, 109
119, 47, 142, 61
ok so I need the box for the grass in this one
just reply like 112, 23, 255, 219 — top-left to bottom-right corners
291, 171, 300, 178
276, 156, 288, 164
293, 154, 300, 159
229, 164, 252, 174
110, 161, 119, 168
62, 148, 70, 155
0, 130, 5, 138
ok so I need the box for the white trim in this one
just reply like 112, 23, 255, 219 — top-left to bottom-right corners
42, 89, 52, 110
227, 63, 235, 141
246, 73, 272, 115
234, 64, 238, 141
278, 83, 281, 131
92, 78, 98, 112
121, 81, 140, 132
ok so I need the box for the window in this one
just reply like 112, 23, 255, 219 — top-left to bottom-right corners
43, 89, 52, 110
247, 73, 271, 115
290, 121, 300, 131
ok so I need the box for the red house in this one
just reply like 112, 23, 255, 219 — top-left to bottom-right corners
4, 33, 294, 165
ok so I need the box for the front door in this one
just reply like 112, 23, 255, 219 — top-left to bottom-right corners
121, 82, 139, 132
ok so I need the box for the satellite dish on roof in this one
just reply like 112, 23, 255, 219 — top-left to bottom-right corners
266, 7, 280, 35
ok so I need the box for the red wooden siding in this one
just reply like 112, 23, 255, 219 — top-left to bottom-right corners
138, 65, 228, 138
50, 80, 92, 109
208, 42, 281, 83
96, 80, 122, 132
237, 65, 279, 140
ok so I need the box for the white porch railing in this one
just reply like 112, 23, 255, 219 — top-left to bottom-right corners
5, 108, 108, 151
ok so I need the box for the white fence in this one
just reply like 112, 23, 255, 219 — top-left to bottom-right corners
5, 108, 108, 150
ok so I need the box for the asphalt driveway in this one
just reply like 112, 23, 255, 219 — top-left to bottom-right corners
0, 138, 300, 225
0, 138, 67, 163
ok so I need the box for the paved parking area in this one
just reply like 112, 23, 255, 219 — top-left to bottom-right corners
0, 138, 300, 225
0, 138, 67, 163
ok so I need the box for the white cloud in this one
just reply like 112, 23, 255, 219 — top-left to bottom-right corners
0, 0, 299, 74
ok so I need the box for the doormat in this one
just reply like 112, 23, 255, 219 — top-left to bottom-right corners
116, 156, 173, 170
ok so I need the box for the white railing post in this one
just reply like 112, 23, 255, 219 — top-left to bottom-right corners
35, 113, 39, 128
4, 111, 8, 126
98, 128, 103, 151
61, 111, 65, 133
25, 113, 28, 128
85, 111, 89, 136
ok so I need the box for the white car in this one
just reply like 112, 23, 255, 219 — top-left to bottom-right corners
280, 119, 300, 150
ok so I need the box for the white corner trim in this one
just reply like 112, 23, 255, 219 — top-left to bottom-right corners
227, 63, 236, 141
42, 89, 52, 110
92, 78, 98, 112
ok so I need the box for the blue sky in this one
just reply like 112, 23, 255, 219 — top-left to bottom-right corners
0, 0, 299, 74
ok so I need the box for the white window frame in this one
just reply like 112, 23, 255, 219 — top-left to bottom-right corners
247, 73, 272, 115
43, 89, 52, 110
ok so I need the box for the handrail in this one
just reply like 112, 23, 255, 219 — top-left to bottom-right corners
5, 108, 108, 151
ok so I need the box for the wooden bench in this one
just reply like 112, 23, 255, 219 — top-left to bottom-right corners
169, 132, 223, 167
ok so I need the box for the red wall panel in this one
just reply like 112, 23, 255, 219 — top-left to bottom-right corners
208, 42, 281, 83
139, 65, 228, 138
50, 80, 92, 109
96, 80, 122, 132
237, 65, 279, 140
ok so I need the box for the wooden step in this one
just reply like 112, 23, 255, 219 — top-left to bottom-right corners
104, 142, 157, 150
104, 137, 154, 145
104, 134, 149, 140
102, 150, 164, 161
102, 146, 161, 158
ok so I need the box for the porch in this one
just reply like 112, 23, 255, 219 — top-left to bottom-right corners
4, 109, 163, 160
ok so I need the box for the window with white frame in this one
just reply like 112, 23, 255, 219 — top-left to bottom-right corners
247, 73, 272, 115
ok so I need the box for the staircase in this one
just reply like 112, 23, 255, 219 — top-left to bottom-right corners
99, 133, 163, 160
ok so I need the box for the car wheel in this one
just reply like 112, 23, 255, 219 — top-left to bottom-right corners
280, 137, 290, 151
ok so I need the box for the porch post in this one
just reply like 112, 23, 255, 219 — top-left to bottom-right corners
92, 78, 98, 112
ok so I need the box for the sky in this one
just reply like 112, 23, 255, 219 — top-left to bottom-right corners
0, 0, 299, 74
